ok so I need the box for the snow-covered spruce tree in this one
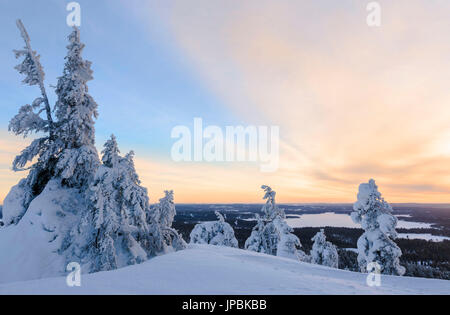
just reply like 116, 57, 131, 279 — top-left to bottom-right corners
65, 135, 160, 272
244, 185, 284, 255
53, 27, 99, 188
152, 190, 186, 251
2, 20, 61, 225
311, 229, 339, 268
273, 216, 305, 260
244, 213, 265, 252
154, 190, 176, 227
351, 179, 405, 276
190, 211, 238, 248
245, 185, 307, 261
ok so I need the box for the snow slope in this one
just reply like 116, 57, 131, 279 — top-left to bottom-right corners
0, 244, 448, 294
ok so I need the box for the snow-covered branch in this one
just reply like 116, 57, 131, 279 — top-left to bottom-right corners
14, 19, 54, 138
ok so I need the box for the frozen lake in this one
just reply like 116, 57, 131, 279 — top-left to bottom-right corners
285, 212, 433, 229
397, 233, 450, 242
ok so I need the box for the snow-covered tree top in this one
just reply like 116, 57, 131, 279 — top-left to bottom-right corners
350, 179, 403, 275
262, 185, 275, 203
102, 134, 120, 168
215, 211, 225, 222
55, 26, 98, 149
13, 20, 46, 87
352, 179, 393, 217
159, 190, 173, 204
311, 229, 326, 245
60, 27, 93, 83
10, 20, 54, 140
261, 185, 284, 220
9, 20, 57, 175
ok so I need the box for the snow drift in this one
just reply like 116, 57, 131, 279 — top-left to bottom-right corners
0, 179, 84, 283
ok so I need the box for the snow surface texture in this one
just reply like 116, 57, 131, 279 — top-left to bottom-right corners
0, 245, 448, 295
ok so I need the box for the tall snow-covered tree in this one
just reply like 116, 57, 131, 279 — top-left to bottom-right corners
152, 190, 186, 251
64, 136, 158, 272
245, 185, 284, 255
245, 185, 307, 261
261, 185, 285, 221
3, 20, 61, 225
3, 22, 185, 276
190, 211, 238, 248
154, 190, 176, 227
311, 229, 339, 268
244, 213, 265, 252
351, 179, 405, 276
54, 27, 99, 188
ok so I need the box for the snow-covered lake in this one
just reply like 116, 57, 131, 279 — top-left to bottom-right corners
397, 233, 450, 242
285, 212, 433, 229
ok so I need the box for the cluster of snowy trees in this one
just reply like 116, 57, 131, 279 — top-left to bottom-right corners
3, 21, 405, 278
3, 21, 184, 273
242, 185, 338, 267
188, 182, 404, 277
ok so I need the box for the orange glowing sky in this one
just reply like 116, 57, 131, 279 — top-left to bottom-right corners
2, 0, 450, 204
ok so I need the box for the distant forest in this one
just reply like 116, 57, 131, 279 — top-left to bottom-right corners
173, 207, 450, 280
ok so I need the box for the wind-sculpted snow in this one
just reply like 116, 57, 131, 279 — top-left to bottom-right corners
0, 245, 448, 295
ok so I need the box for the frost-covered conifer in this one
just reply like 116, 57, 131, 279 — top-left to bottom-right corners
190, 211, 238, 248
155, 190, 176, 227
245, 186, 306, 261
244, 213, 265, 252
11, 20, 54, 138
351, 179, 405, 276
152, 190, 186, 251
273, 217, 305, 260
54, 27, 99, 187
261, 185, 285, 220
66, 136, 157, 272
3, 20, 60, 225
311, 229, 339, 268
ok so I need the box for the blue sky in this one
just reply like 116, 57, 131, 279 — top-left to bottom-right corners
0, 0, 237, 157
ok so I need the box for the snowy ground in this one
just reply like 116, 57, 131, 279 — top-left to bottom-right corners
0, 244, 448, 295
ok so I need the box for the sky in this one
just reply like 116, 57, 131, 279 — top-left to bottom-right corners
1, 0, 450, 203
